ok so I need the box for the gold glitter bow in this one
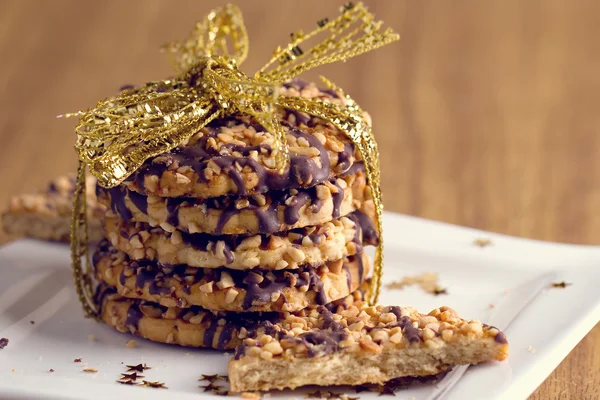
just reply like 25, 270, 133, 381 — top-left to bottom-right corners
71, 2, 398, 319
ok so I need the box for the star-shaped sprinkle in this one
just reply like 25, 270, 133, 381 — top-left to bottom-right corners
117, 379, 139, 386
120, 372, 144, 381
550, 281, 572, 288
142, 380, 167, 389
199, 374, 220, 383
126, 363, 151, 372
377, 386, 396, 396
200, 382, 222, 392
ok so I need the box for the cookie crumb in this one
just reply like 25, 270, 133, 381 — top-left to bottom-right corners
433, 287, 447, 296
241, 392, 261, 399
125, 339, 137, 348
385, 272, 443, 295
550, 281, 571, 289
474, 238, 492, 247
83, 367, 98, 373
527, 345, 536, 353
0, 338, 8, 349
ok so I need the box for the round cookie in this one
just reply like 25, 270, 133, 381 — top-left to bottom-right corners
122, 80, 365, 199
96, 281, 370, 350
97, 166, 369, 235
96, 284, 274, 350
103, 209, 378, 271
93, 240, 371, 312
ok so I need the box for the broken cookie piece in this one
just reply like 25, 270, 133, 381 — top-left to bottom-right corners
2, 174, 104, 242
228, 303, 508, 392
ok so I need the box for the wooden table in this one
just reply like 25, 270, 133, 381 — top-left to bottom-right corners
1, 0, 598, 397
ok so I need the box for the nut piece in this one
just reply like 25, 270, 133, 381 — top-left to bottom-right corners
286, 247, 306, 263
199, 281, 214, 293
225, 288, 240, 304
217, 272, 235, 289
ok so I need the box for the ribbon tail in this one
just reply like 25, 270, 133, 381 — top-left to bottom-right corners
71, 162, 100, 320
277, 90, 384, 305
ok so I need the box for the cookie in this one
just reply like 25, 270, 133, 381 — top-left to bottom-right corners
2, 174, 104, 242
229, 304, 509, 392
103, 209, 378, 270
97, 165, 368, 235
96, 284, 274, 350
96, 281, 369, 350
122, 80, 364, 199
93, 240, 371, 312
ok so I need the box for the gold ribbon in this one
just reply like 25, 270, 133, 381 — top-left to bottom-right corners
71, 2, 398, 318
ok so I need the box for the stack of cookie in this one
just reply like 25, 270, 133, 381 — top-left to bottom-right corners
93, 79, 379, 349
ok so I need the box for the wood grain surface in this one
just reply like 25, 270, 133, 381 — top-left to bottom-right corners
0, 0, 599, 397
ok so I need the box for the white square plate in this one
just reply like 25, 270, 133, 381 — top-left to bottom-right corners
0, 212, 598, 400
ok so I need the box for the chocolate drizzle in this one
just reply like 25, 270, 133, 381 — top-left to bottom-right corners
129, 112, 358, 199
203, 321, 219, 348
128, 190, 148, 214
93, 241, 366, 311
300, 330, 348, 357
399, 316, 421, 343
106, 187, 133, 221
101, 164, 366, 235
349, 208, 379, 246
165, 198, 184, 226
494, 331, 508, 344
125, 303, 143, 332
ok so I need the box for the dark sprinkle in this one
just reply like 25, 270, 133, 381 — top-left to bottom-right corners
550, 281, 572, 289
126, 363, 151, 372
